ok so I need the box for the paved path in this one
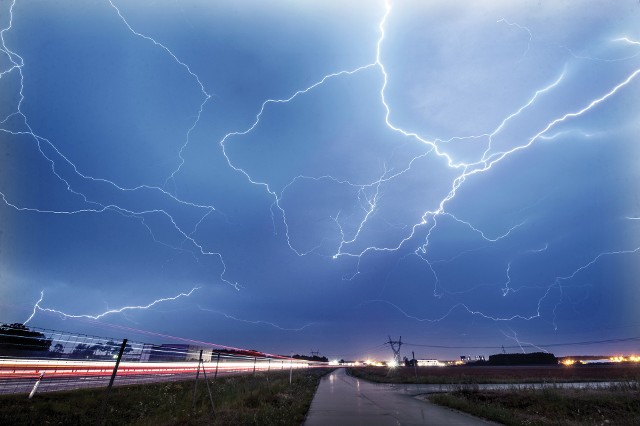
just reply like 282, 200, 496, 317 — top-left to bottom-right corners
304, 368, 497, 425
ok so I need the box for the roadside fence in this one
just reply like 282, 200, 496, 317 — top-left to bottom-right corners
0, 322, 321, 397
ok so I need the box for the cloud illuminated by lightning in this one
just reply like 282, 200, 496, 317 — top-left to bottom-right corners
2, 0, 640, 338
0, 0, 240, 308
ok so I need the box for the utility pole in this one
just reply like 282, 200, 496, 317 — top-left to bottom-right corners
310, 349, 320, 358
386, 336, 403, 365
412, 351, 417, 378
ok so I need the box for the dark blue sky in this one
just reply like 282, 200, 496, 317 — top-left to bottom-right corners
1, 0, 640, 361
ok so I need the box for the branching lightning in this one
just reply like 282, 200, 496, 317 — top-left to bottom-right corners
210, 0, 640, 329
1, 0, 240, 320
105, 0, 212, 189
501, 327, 548, 353
497, 17, 533, 62
197, 306, 315, 332
2, 0, 639, 342
25, 287, 200, 324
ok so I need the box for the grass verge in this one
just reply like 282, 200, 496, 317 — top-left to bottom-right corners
349, 365, 640, 385
0, 368, 333, 425
428, 382, 640, 425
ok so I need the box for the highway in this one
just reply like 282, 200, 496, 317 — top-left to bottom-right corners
0, 357, 315, 394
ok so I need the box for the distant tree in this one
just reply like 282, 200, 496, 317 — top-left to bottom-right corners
291, 354, 328, 362
104, 340, 120, 356
0, 323, 52, 355
71, 343, 96, 359
91, 343, 107, 357
101, 340, 133, 358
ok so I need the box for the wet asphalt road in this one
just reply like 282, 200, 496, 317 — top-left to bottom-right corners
304, 368, 498, 425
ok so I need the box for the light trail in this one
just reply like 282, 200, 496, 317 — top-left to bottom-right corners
0, 357, 321, 394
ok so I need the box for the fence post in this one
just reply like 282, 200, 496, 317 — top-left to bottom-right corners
28, 372, 44, 399
200, 352, 215, 415
266, 358, 271, 383
253, 357, 257, 376
213, 352, 220, 381
289, 356, 293, 385
97, 338, 127, 426
192, 350, 203, 411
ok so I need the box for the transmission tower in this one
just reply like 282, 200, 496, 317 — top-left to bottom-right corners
310, 349, 321, 357
386, 336, 403, 364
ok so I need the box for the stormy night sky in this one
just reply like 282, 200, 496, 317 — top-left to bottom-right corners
1, 0, 640, 361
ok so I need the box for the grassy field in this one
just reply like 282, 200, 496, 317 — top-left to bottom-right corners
428, 382, 640, 425
0, 368, 333, 425
350, 364, 640, 384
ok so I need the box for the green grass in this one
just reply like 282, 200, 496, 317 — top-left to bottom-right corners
349, 365, 640, 385
429, 382, 640, 426
0, 368, 333, 425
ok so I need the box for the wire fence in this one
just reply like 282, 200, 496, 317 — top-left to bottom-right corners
0, 322, 324, 396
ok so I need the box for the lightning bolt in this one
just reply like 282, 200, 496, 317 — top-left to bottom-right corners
562, 35, 640, 62
497, 17, 533, 62
25, 287, 200, 324
614, 37, 640, 46
197, 306, 315, 332
105, 0, 212, 190
24, 291, 44, 324
1, 0, 241, 319
206, 0, 611, 285
3, 0, 639, 336
359, 298, 549, 323
443, 213, 526, 243
363, 246, 639, 326
501, 327, 548, 353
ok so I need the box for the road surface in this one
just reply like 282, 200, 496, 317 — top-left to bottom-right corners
305, 368, 497, 425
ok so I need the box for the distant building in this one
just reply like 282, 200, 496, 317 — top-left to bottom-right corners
488, 352, 557, 365
417, 359, 444, 367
